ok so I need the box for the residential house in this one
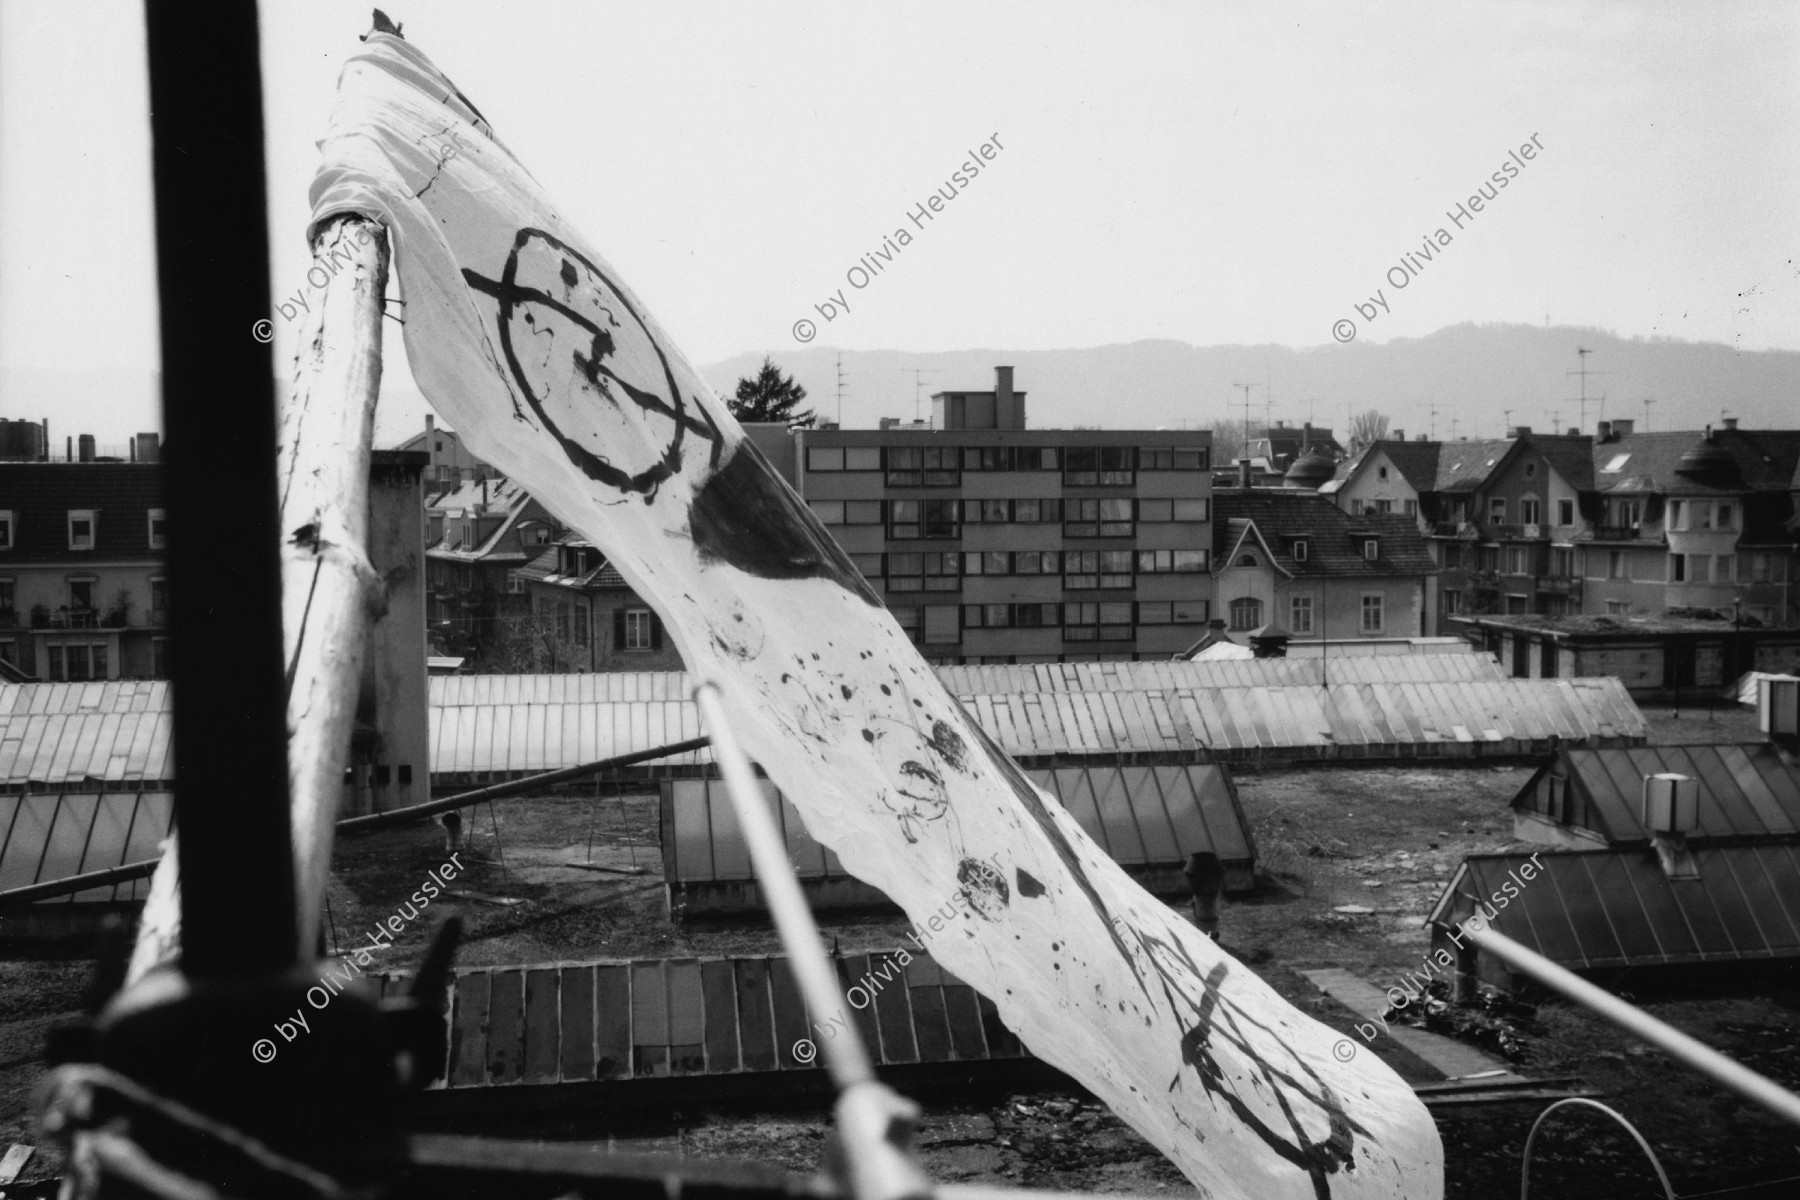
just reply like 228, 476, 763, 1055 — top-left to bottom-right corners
511, 534, 684, 671
784, 367, 1215, 663
423, 475, 561, 666
1243, 422, 1342, 478
1210, 487, 1434, 642
394, 414, 497, 489
0, 462, 169, 679
1581, 420, 1800, 627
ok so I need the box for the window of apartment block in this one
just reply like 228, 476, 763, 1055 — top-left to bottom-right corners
1712, 502, 1734, 530
144, 506, 164, 546
150, 577, 169, 619
1506, 547, 1529, 575
1605, 600, 1630, 615
886, 446, 959, 486
962, 550, 1012, 576
1608, 550, 1627, 579
1137, 600, 1208, 626
966, 602, 1058, 629
1136, 549, 1208, 573
618, 607, 660, 651
809, 500, 845, 525
1064, 446, 1134, 486
923, 605, 960, 644
1551, 548, 1574, 577
1488, 498, 1505, 523
1520, 497, 1541, 525
1670, 554, 1687, 582
1404, 499, 1418, 517
891, 606, 923, 643
1227, 597, 1262, 631
0, 510, 14, 550
1716, 555, 1734, 582
886, 551, 959, 592
574, 601, 590, 647
1011, 498, 1061, 523
1292, 539, 1308, 562
1361, 593, 1385, 633
1667, 500, 1685, 530
1064, 602, 1132, 641
1442, 590, 1462, 615
1363, 539, 1380, 561
1064, 550, 1133, 589
1290, 594, 1314, 634
69, 578, 95, 612
1137, 498, 1213, 522
0, 579, 11, 617
1013, 550, 1061, 575
47, 641, 107, 682
806, 447, 845, 471
68, 509, 97, 550
1139, 447, 1208, 470
1065, 498, 1134, 537
966, 499, 1011, 524
1557, 499, 1575, 526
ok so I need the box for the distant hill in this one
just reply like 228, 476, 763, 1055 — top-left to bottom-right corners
700, 324, 1800, 438
7, 324, 1797, 447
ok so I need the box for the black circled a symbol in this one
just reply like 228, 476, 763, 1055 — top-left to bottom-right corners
463, 228, 723, 500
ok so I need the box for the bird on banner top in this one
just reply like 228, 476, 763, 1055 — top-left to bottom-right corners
306, 28, 1442, 1199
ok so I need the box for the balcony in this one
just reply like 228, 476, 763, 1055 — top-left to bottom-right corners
1431, 521, 1479, 540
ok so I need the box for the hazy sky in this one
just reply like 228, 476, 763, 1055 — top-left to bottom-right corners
2, 0, 1796, 406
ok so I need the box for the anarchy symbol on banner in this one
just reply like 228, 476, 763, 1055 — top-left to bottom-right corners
463, 227, 726, 501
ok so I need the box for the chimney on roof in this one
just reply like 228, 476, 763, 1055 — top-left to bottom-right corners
78, 434, 95, 463
995, 366, 1022, 430
1761, 677, 1798, 743
41, 419, 48, 462
1416, 432, 1427, 441
1237, 458, 1253, 489
1611, 419, 1633, 436
136, 432, 160, 463
1392, 429, 1404, 441
1705, 423, 1714, 442
66, 435, 73, 461
1508, 425, 1532, 437
1642, 773, 1700, 880
1723, 416, 1739, 431
1596, 420, 1611, 442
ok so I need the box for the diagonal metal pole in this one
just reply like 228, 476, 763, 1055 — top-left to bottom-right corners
693, 683, 930, 1200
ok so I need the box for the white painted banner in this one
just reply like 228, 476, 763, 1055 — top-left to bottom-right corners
309, 34, 1441, 1198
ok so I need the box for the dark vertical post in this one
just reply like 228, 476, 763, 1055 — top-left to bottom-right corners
144, 0, 298, 974
1183, 852, 1224, 940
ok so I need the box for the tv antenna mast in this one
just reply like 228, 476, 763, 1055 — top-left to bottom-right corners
1641, 395, 1655, 431
834, 352, 848, 427
1565, 347, 1608, 433
1232, 382, 1259, 461
902, 368, 939, 424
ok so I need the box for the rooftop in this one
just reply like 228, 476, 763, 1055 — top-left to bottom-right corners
1213, 490, 1436, 578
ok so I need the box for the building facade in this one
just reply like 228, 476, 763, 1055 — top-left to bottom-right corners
0, 463, 170, 680
512, 535, 684, 672
781, 367, 1214, 663
1211, 490, 1434, 643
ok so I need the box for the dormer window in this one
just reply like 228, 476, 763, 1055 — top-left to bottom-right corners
147, 508, 168, 549
68, 510, 96, 551
1292, 539, 1309, 562
1363, 539, 1380, 561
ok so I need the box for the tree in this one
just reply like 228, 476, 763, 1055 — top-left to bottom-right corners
1349, 409, 1390, 451
1208, 418, 1251, 464
729, 356, 815, 426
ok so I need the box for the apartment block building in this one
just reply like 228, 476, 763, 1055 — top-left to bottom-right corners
512, 534, 683, 672
777, 367, 1214, 663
